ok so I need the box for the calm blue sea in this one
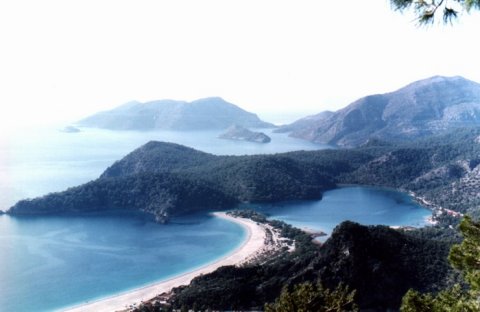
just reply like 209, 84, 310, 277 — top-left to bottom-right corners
0, 212, 246, 312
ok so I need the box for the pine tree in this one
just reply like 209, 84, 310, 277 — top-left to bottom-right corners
264, 281, 358, 312
390, 0, 480, 24
401, 216, 480, 311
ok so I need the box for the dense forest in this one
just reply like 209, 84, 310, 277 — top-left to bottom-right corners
133, 211, 457, 311
9, 128, 480, 225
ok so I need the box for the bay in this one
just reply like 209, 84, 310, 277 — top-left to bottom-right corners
0, 212, 245, 312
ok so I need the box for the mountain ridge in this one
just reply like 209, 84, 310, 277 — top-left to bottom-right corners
283, 76, 480, 146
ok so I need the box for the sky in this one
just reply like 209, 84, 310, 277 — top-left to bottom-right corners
1, 0, 480, 128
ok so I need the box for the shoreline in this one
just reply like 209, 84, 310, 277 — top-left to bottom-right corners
61, 212, 266, 312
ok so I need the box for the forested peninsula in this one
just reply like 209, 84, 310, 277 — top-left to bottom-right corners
9, 128, 480, 225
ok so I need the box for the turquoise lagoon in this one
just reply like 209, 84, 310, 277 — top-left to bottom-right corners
250, 186, 432, 241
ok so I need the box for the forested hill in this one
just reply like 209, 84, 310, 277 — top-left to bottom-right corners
8, 141, 339, 221
99, 141, 219, 178
8, 128, 480, 222
167, 219, 454, 311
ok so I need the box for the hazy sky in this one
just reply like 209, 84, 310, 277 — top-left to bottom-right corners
1, 0, 480, 127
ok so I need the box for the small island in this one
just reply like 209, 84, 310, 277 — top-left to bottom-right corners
61, 126, 81, 133
219, 124, 271, 143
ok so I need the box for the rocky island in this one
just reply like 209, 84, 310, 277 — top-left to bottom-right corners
77, 97, 274, 131
61, 126, 81, 133
219, 124, 271, 143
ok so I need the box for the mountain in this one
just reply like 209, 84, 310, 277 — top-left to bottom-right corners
273, 111, 334, 133
284, 76, 480, 147
219, 124, 271, 143
77, 97, 274, 131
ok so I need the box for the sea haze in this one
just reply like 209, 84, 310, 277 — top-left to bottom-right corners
0, 212, 246, 312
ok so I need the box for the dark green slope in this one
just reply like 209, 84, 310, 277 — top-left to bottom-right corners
9, 128, 480, 222
8, 142, 337, 219
306, 222, 453, 309
169, 221, 453, 311
343, 128, 480, 216
100, 141, 218, 178
10, 173, 235, 222
9, 128, 480, 221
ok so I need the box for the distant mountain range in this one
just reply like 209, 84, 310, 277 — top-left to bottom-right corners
77, 97, 274, 131
279, 76, 480, 147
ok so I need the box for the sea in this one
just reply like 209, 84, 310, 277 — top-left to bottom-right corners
0, 126, 431, 311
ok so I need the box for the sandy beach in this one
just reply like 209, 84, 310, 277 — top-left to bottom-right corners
62, 212, 267, 312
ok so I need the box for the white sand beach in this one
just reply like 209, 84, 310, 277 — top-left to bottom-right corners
62, 212, 267, 312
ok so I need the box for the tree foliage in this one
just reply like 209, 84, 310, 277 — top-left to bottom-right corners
167, 218, 453, 311
264, 281, 358, 312
391, 0, 480, 24
401, 216, 480, 311
449, 216, 480, 292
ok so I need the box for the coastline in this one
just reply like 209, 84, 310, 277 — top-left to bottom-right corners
61, 212, 267, 312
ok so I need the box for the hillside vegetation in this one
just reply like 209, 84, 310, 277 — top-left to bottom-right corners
136, 212, 454, 311
9, 128, 480, 223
